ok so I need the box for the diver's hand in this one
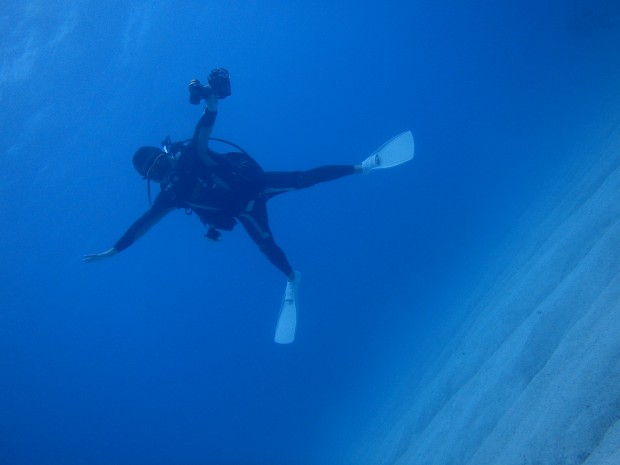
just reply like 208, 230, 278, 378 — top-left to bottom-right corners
83, 247, 118, 263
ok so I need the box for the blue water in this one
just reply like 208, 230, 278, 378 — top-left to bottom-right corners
1, 2, 619, 464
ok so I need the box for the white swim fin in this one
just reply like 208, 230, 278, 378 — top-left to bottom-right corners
274, 271, 301, 344
361, 130, 414, 173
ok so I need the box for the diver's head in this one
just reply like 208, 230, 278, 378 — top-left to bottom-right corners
132, 146, 171, 182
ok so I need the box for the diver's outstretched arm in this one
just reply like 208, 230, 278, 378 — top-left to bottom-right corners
192, 94, 219, 166
83, 202, 174, 263
189, 68, 231, 167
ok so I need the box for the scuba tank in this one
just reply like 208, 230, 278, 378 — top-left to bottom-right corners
146, 135, 255, 205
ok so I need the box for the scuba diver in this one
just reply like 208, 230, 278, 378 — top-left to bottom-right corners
84, 68, 414, 343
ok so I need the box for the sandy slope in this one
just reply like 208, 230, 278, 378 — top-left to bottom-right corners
357, 126, 620, 465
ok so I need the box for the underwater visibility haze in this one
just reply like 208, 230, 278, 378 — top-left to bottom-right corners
1, 1, 620, 464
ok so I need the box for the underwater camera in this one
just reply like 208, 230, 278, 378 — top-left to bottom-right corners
189, 68, 231, 104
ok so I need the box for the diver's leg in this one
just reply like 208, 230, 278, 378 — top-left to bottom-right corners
263, 165, 357, 197
236, 199, 295, 280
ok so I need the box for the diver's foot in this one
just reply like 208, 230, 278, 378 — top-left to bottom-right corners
285, 271, 301, 301
361, 153, 381, 174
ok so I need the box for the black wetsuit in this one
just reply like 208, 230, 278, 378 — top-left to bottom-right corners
114, 110, 355, 277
